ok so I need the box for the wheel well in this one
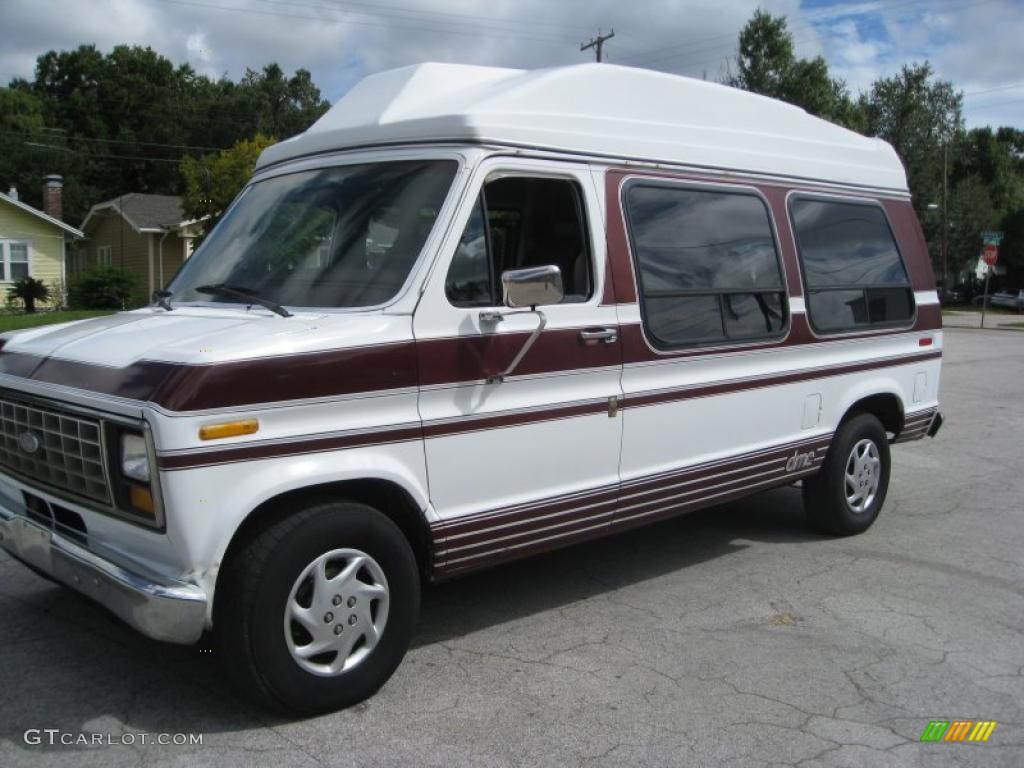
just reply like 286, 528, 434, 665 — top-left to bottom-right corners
217, 479, 433, 591
843, 393, 904, 436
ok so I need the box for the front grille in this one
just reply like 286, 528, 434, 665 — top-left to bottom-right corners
24, 490, 89, 545
0, 395, 110, 504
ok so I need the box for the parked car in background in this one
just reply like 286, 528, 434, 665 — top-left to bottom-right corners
973, 290, 1024, 310
0, 62, 944, 715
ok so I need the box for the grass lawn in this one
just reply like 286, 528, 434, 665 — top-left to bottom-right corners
0, 310, 114, 333
942, 306, 1019, 316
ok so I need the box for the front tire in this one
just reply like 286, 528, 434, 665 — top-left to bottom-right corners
803, 413, 891, 536
215, 501, 419, 715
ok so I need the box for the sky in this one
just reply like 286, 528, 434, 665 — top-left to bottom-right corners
1, 0, 1022, 130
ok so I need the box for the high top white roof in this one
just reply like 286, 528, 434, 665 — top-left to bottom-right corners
256, 63, 907, 192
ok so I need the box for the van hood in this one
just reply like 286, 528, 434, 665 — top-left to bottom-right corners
0, 308, 416, 412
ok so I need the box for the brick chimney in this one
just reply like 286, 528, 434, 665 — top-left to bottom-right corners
41, 175, 63, 221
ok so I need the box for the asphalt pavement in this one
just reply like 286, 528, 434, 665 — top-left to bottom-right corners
1, 326, 1022, 767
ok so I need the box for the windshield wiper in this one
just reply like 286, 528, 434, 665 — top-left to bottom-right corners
195, 283, 293, 317
152, 289, 174, 311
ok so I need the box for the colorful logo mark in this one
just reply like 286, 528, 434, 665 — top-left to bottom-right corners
920, 720, 997, 742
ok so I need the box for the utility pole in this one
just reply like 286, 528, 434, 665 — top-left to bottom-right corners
941, 142, 949, 295
580, 29, 615, 62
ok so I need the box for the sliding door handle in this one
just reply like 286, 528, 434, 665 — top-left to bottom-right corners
579, 327, 618, 345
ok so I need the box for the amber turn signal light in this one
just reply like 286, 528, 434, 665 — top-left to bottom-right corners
198, 419, 259, 441
129, 484, 155, 515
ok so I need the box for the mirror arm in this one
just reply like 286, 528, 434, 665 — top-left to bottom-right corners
479, 307, 547, 384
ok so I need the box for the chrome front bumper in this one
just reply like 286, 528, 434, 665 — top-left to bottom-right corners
0, 502, 207, 645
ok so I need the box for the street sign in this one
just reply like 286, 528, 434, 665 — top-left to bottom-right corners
983, 244, 998, 267
982, 230, 1004, 245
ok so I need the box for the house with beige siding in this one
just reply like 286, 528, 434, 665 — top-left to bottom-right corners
77, 194, 204, 305
0, 176, 82, 308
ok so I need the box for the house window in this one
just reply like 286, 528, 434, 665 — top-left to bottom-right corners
0, 240, 31, 282
97, 245, 113, 266
623, 183, 787, 348
789, 197, 915, 333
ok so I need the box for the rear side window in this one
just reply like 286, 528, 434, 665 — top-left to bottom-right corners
624, 183, 787, 348
790, 197, 915, 333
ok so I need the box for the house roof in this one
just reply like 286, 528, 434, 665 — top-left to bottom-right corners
256, 62, 907, 192
81, 193, 188, 234
0, 192, 83, 238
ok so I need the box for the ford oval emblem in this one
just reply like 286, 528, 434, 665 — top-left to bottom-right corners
17, 431, 41, 455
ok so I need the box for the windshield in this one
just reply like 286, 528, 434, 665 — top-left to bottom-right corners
168, 159, 458, 309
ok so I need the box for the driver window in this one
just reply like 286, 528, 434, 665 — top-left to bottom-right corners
446, 176, 593, 307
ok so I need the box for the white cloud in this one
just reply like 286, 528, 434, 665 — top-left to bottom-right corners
1, 0, 1021, 128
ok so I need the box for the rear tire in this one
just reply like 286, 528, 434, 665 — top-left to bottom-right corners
215, 501, 419, 715
803, 413, 890, 536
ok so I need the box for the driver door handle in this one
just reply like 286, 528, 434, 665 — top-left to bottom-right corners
579, 327, 618, 345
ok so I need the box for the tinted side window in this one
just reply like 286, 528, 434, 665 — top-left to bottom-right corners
625, 184, 787, 348
445, 194, 491, 306
446, 177, 593, 307
790, 198, 914, 333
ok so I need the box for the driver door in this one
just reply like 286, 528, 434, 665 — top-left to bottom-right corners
415, 158, 624, 577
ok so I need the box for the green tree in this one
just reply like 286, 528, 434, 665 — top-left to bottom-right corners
946, 177, 997, 289
5, 45, 330, 225
180, 134, 277, 238
860, 63, 963, 282
951, 128, 1024, 216
860, 63, 963, 201
730, 10, 861, 128
733, 10, 793, 96
1000, 207, 1024, 281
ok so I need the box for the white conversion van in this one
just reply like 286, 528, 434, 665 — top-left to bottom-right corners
0, 63, 942, 714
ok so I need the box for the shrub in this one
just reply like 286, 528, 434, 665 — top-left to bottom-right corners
7, 277, 51, 313
67, 267, 135, 310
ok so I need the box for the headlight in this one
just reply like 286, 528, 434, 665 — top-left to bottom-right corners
121, 433, 150, 483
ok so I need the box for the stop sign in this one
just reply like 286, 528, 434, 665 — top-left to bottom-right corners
983, 243, 999, 267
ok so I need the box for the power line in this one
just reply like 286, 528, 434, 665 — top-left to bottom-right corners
964, 81, 1024, 98
620, 0, 973, 67
3, 129, 228, 153
264, 0, 592, 35
964, 96, 1024, 112
153, 0, 580, 45
622, 0, 998, 75
23, 142, 190, 164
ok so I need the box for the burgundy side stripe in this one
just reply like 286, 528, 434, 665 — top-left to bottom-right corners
891, 407, 937, 444
158, 425, 424, 470
0, 316, 941, 412
623, 351, 942, 410
417, 326, 622, 387
154, 355, 936, 470
620, 307, 942, 365
421, 399, 608, 439
431, 433, 832, 578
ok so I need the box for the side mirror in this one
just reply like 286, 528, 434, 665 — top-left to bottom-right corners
501, 265, 563, 309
